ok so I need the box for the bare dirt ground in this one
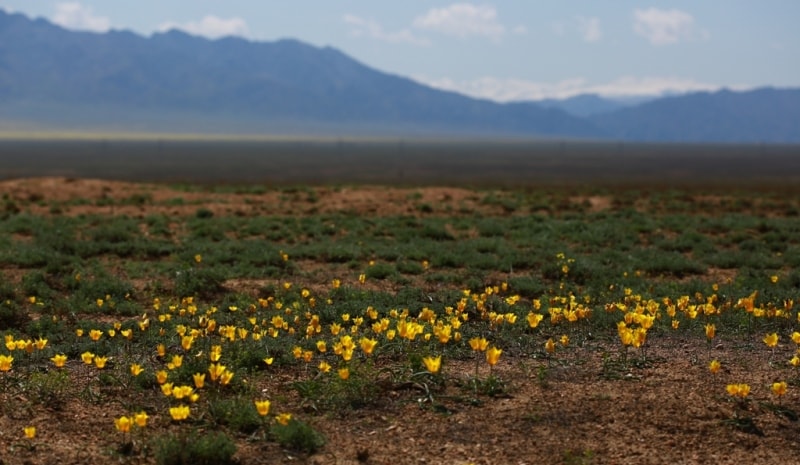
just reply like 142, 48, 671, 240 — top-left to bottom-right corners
1, 178, 799, 465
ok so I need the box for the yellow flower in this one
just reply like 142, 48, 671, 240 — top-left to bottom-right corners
704, 323, 715, 340
193, 373, 206, 389
359, 337, 378, 356
263, 357, 274, 366
169, 405, 190, 421
168, 355, 183, 369
275, 413, 292, 426
130, 363, 144, 376
318, 361, 331, 373
790, 356, 800, 367
51, 354, 67, 368
94, 356, 108, 369
709, 360, 721, 374
726, 383, 751, 399
114, 416, 132, 433
181, 335, 194, 351
422, 356, 442, 374
172, 385, 194, 400
526, 312, 543, 329
560, 335, 569, 347
486, 347, 502, 366
764, 333, 779, 348
156, 370, 168, 384
220, 370, 234, 385
545, 338, 556, 354
209, 363, 227, 381
161, 382, 174, 396
338, 367, 350, 380
133, 411, 148, 428
89, 329, 103, 341
34, 337, 48, 350
23, 426, 36, 439
81, 351, 95, 365
156, 344, 166, 357
771, 275, 779, 284
671, 319, 680, 330
792, 332, 800, 344
254, 399, 271, 416
772, 381, 788, 397
194, 254, 202, 263
469, 337, 489, 352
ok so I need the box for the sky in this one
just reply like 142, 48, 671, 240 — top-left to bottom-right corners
1, 1, 798, 101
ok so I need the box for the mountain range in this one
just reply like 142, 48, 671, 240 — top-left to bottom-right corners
1, 9, 798, 143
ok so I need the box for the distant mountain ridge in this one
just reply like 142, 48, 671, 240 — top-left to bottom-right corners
0, 10, 798, 142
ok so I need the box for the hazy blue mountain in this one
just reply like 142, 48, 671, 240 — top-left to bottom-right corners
0, 10, 798, 142
535, 94, 632, 117
0, 10, 601, 137
591, 88, 800, 143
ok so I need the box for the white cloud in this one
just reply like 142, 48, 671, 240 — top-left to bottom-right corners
412, 3, 506, 40
633, 8, 699, 45
158, 15, 249, 39
413, 75, 749, 101
343, 14, 429, 46
577, 16, 602, 43
52, 2, 111, 33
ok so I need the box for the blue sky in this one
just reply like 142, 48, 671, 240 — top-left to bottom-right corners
1, 1, 797, 101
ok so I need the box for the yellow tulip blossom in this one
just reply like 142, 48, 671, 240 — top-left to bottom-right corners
134, 411, 148, 428
181, 335, 194, 351
704, 323, 715, 340
89, 329, 103, 341
726, 383, 751, 399
169, 405, 190, 421
486, 347, 502, 366
254, 399, 271, 416
0, 355, 13, 371
94, 356, 108, 369
545, 338, 556, 354
560, 335, 569, 347
193, 373, 206, 389
526, 312, 543, 329
469, 337, 489, 352
34, 337, 48, 350
130, 363, 144, 376
220, 370, 234, 385
709, 360, 721, 374
23, 426, 36, 439
275, 413, 292, 426
764, 333, 779, 348
114, 416, 132, 433
156, 370, 168, 384
81, 351, 95, 365
772, 381, 788, 397
359, 337, 378, 356
318, 361, 331, 373
422, 356, 442, 374
338, 367, 350, 380
51, 354, 67, 368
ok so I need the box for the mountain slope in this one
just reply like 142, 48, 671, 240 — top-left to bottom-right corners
591, 88, 800, 143
0, 10, 601, 137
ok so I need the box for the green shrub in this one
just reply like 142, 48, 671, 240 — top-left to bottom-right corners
154, 431, 237, 465
271, 419, 326, 454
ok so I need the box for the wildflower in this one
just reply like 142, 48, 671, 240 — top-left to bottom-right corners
181, 335, 194, 351
792, 332, 800, 344
469, 337, 489, 352
51, 354, 67, 368
360, 337, 378, 356
220, 370, 234, 385
156, 370, 168, 384
764, 333, 779, 348
263, 357, 274, 366
318, 361, 331, 373
156, 344, 166, 357
23, 426, 36, 439
316, 340, 327, 352
89, 329, 103, 341
81, 352, 95, 365
193, 373, 206, 389
169, 405, 190, 421
771, 275, 779, 284
705, 324, 715, 340
94, 356, 108, 369
772, 381, 788, 397
194, 254, 202, 263
130, 363, 144, 376
338, 367, 350, 380
34, 337, 48, 350
726, 383, 751, 399
486, 347, 502, 366
114, 416, 132, 433
168, 355, 183, 369
526, 312, 543, 329
709, 360, 721, 374
133, 411, 148, 428
790, 356, 800, 367
545, 338, 556, 354
276, 413, 292, 426
255, 400, 271, 416
161, 383, 174, 396
560, 335, 569, 347
358, 273, 366, 284
172, 385, 194, 400
422, 356, 442, 374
